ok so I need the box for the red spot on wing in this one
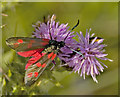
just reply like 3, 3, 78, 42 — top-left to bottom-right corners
14, 43, 19, 48
25, 51, 46, 69
34, 72, 38, 77
41, 53, 46, 56
25, 57, 39, 69
25, 52, 42, 70
42, 63, 46, 68
27, 72, 33, 78
48, 52, 54, 59
17, 50, 37, 57
42, 39, 49, 42
51, 54, 56, 60
17, 48, 44, 57
18, 39, 23, 43
36, 63, 41, 67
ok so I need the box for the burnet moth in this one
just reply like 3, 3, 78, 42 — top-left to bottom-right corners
6, 16, 82, 86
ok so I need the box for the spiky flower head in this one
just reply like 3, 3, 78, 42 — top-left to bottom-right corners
62, 28, 113, 83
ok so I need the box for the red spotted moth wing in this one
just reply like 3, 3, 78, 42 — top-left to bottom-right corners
6, 37, 49, 52
25, 51, 57, 86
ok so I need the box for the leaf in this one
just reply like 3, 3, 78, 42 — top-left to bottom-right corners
2, 50, 15, 69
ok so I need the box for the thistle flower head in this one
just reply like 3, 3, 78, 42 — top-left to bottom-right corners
32, 14, 77, 63
63, 28, 113, 83
33, 14, 73, 41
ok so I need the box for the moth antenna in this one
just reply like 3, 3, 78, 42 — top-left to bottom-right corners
64, 20, 83, 57
64, 20, 79, 41
65, 45, 84, 58
70, 48, 84, 58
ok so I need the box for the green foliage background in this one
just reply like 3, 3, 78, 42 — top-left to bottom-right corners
1, 2, 118, 95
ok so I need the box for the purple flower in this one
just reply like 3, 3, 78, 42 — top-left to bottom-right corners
32, 14, 77, 62
62, 28, 113, 83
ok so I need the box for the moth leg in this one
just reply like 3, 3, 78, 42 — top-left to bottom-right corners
50, 64, 55, 71
50, 56, 57, 70
58, 60, 67, 67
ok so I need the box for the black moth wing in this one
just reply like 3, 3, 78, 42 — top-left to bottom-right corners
6, 37, 49, 52
25, 51, 57, 86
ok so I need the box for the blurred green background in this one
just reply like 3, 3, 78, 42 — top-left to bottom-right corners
2, 2, 118, 95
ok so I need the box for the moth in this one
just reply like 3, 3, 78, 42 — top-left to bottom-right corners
6, 20, 80, 86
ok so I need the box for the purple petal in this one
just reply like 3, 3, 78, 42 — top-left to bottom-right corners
96, 54, 108, 58
91, 37, 97, 44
